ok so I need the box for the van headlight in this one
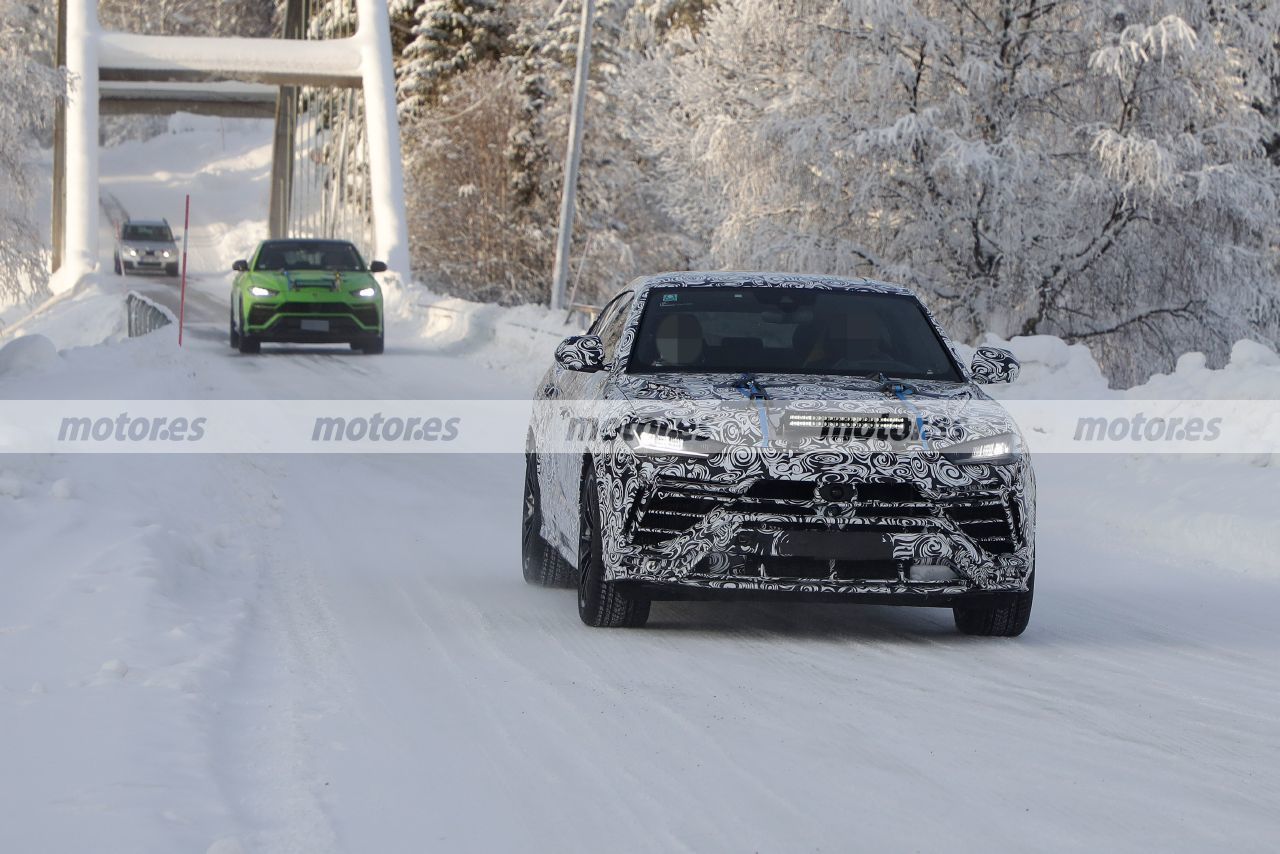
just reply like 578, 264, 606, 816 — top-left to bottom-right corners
624, 423, 721, 458
940, 432, 1021, 465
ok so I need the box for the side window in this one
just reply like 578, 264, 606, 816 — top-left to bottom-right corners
596, 295, 633, 358
590, 292, 633, 357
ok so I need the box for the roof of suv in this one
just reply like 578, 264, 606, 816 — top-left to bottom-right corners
628, 271, 916, 298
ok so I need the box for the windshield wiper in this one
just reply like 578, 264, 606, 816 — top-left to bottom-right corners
734, 373, 770, 400
873, 372, 918, 395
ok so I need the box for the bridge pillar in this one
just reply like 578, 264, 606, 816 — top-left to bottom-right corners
54, 0, 101, 292
51, 0, 412, 289
355, 0, 410, 277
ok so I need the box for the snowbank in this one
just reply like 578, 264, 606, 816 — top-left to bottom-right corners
977, 332, 1280, 402
0, 334, 60, 376
0, 274, 127, 351
399, 288, 590, 391
1125, 340, 1280, 399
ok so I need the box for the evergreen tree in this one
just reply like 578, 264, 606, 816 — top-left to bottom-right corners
397, 0, 508, 116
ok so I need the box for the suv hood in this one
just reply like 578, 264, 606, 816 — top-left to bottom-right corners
246, 269, 379, 296
119, 239, 176, 252
612, 371, 1020, 449
616, 372, 972, 403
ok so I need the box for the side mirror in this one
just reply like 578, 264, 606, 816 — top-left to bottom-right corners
232, 259, 249, 272
970, 346, 1020, 384
369, 261, 388, 273
554, 335, 607, 373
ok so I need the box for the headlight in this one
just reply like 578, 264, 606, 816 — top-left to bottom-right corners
249, 286, 276, 297
162, 250, 172, 258
941, 431, 1021, 465
624, 423, 721, 458
126, 248, 138, 257
355, 286, 377, 298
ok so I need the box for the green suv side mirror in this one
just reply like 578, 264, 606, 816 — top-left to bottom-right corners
232, 259, 249, 272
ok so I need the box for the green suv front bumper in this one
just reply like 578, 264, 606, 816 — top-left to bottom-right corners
242, 291, 383, 343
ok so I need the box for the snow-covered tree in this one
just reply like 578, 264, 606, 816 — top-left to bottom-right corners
396, 0, 695, 303
630, 0, 715, 37
0, 0, 63, 304
387, 0, 420, 58
503, 0, 647, 212
99, 0, 274, 37
397, 0, 508, 116
499, 0, 683, 297
628, 0, 1280, 381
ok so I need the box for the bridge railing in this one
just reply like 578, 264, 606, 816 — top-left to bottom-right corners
126, 290, 176, 338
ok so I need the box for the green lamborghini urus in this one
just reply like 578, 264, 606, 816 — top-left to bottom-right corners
229, 239, 387, 354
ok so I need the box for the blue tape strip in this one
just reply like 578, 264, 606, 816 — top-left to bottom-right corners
735, 376, 770, 448
892, 385, 931, 450
753, 397, 770, 447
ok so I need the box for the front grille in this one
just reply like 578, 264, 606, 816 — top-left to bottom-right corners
629, 477, 1020, 555
247, 302, 379, 327
629, 477, 933, 548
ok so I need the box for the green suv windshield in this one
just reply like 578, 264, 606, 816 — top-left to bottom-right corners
628, 287, 963, 381
254, 241, 366, 272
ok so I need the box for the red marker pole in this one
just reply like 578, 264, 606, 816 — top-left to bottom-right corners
178, 194, 190, 346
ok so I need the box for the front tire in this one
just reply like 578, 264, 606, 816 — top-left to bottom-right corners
953, 570, 1034, 637
359, 335, 384, 355
229, 306, 240, 349
577, 465, 650, 628
234, 298, 261, 353
522, 452, 575, 587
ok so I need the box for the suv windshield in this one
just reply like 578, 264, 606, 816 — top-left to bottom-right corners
122, 224, 173, 242
254, 241, 366, 272
628, 287, 963, 381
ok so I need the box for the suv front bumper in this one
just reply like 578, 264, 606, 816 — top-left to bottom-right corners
602, 459, 1034, 598
244, 298, 382, 343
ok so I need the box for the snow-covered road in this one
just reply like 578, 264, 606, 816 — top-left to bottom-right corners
3, 119, 1277, 853
237, 449, 1280, 854
3, 317, 1277, 853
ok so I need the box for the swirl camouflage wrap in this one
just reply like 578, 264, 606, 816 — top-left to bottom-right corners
524, 272, 1036, 631
969, 345, 1021, 385
552, 335, 607, 373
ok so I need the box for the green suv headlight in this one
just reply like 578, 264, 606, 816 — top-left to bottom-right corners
941, 431, 1021, 465
249, 286, 277, 297
355, 286, 377, 298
